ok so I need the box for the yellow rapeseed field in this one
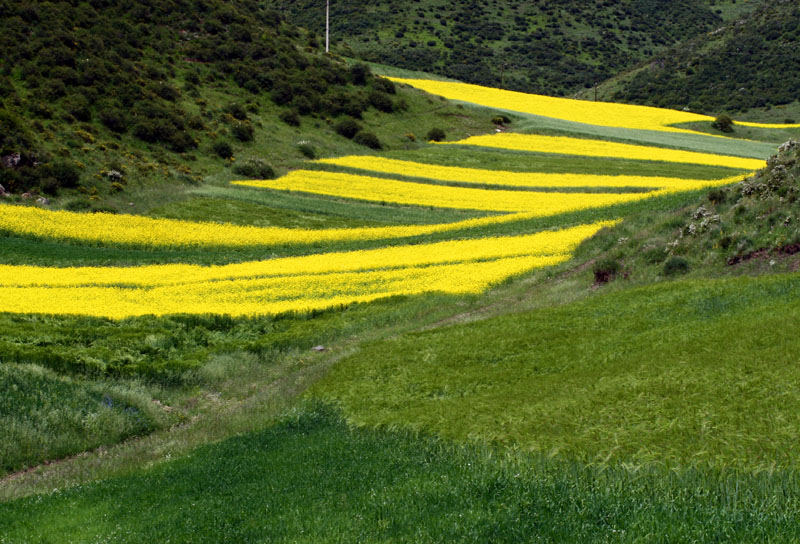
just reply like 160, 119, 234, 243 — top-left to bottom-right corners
390, 78, 800, 133
391, 78, 709, 133
235, 170, 656, 214
0, 222, 613, 317
439, 134, 765, 171
0, 255, 567, 318
2, 75, 770, 319
317, 156, 745, 191
0, 222, 613, 288
0, 202, 531, 248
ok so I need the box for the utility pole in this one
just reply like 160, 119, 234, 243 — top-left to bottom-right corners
594, 81, 598, 102
325, 0, 330, 53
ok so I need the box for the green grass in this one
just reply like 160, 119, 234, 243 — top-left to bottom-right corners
147, 196, 385, 229
2, 405, 799, 543
0, 187, 722, 267
508, 112, 778, 159
187, 184, 488, 225
313, 272, 800, 469
0, 364, 168, 476
386, 145, 748, 179
0, 295, 468, 385
674, 121, 800, 144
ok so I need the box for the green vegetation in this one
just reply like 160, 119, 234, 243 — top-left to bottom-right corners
3, 4, 800, 538
0, 0, 497, 210
315, 271, 800, 468
613, 1, 800, 113
274, 0, 727, 96
1, 364, 168, 475
2, 405, 799, 543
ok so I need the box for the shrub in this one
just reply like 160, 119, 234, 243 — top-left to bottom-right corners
712, 115, 734, 133
707, 188, 726, 205
297, 142, 316, 159
154, 83, 180, 102
368, 91, 394, 113
353, 130, 382, 150
593, 258, 620, 284
492, 114, 511, 125
39, 177, 61, 195
225, 103, 248, 120
291, 95, 313, 115
349, 63, 371, 85
231, 121, 254, 142
643, 247, 667, 264
99, 108, 128, 133
62, 94, 92, 122
426, 127, 446, 142
271, 82, 293, 106
279, 109, 300, 127
64, 199, 92, 212
334, 118, 362, 139
233, 158, 275, 179
46, 160, 81, 189
212, 140, 233, 159
372, 77, 396, 94
663, 256, 690, 276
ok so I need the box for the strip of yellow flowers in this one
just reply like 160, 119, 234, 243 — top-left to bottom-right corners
0, 220, 617, 316
0, 255, 568, 318
390, 78, 800, 133
0, 201, 529, 248
437, 133, 765, 171
317, 156, 746, 191
235, 170, 657, 214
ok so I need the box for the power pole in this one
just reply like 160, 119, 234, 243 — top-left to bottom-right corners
594, 81, 598, 102
325, 0, 330, 53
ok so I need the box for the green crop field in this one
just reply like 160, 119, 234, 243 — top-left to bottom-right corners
3, 6, 800, 537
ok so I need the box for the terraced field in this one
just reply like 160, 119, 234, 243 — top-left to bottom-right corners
0, 80, 772, 319
3, 77, 800, 542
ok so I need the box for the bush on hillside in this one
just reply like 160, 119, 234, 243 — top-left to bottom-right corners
297, 142, 316, 159
712, 115, 734, 133
233, 158, 275, 179
426, 127, 446, 142
368, 91, 394, 113
349, 63, 371, 85
593, 258, 621, 284
231, 121, 255, 142
353, 130, 381, 149
212, 140, 234, 159
334, 118, 362, 139
663, 256, 690, 276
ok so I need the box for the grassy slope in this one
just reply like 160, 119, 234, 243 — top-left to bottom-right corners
2, 406, 798, 544
313, 272, 800, 468
3, 66, 800, 539
606, 0, 800, 115
273, 0, 729, 96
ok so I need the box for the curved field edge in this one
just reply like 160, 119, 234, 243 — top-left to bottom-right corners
0, 187, 736, 267
312, 271, 800, 469
1, 405, 798, 544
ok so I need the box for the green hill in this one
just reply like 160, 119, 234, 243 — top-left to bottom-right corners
611, 0, 800, 114
0, 0, 491, 210
271, 0, 750, 97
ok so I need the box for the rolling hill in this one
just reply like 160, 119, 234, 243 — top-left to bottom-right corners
612, 0, 800, 114
271, 0, 760, 97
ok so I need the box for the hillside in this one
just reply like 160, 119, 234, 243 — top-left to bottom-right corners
612, 0, 800, 114
0, 0, 493, 211
5, 10, 800, 540
271, 0, 752, 97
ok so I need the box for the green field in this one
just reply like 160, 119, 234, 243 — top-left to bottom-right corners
3, 54, 800, 541
3, 405, 799, 543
